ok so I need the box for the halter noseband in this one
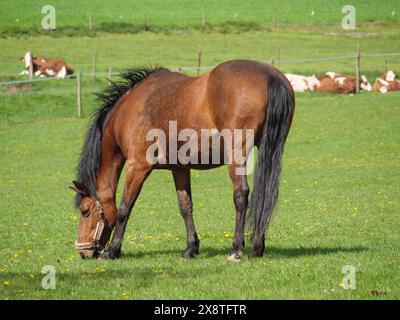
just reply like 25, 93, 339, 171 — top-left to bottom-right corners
74, 199, 110, 251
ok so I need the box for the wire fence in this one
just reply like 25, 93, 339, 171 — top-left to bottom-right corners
1, 50, 400, 123
2, 51, 400, 87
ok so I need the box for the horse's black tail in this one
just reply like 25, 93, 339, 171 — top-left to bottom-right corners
248, 75, 295, 257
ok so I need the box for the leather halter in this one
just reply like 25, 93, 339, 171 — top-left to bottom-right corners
74, 200, 110, 251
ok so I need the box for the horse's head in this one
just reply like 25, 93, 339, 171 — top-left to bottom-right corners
70, 181, 112, 259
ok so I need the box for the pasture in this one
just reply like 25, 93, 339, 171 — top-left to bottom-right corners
1, 0, 399, 36
1, 1, 400, 300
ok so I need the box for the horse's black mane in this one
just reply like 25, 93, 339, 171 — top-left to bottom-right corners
74, 66, 163, 207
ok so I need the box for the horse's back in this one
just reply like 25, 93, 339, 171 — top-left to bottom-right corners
208, 60, 289, 87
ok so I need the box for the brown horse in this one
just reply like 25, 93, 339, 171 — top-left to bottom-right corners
71, 60, 295, 261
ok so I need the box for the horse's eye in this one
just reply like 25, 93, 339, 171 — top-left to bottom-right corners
81, 209, 90, 217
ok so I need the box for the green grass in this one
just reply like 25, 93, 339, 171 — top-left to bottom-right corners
0, 1, 400, 300
0, 92, 399, 299
1, 0, 400, 36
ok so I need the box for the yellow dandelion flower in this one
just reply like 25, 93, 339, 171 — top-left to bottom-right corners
3, 281, 10, 286
122, 292, 129, 299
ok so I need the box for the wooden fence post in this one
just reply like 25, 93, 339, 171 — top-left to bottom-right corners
355, 43, 361, 94
270, 58, 275, 67
28, 57, 33, 89
144, 9, 148, 31
197, 50, 202, 76
276, 48, 281, 68
89, 15, 93, 31
108, 66, 112, 83
77, 72, 82, 118
272, 10, 277, 31
202, 10, 207, 27
28, 58, 33, 81
92, 51, 97, 81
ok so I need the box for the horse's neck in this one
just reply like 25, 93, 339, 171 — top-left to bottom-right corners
96, 134, 125, 203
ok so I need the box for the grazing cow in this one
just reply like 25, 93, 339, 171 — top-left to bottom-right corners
315, 72, 372, 94
20, 51, 74, 79
284, 73, 320, 92
372, 71, 400, 93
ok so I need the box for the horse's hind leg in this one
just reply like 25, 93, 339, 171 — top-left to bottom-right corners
172, 169, 200, 259
99, 165, 151, 259
227, 165, 249, 262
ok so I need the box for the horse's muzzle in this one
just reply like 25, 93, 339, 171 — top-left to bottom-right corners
78, 249, 100, 259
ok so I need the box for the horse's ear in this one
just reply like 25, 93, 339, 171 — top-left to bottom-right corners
69, 180, 88, 195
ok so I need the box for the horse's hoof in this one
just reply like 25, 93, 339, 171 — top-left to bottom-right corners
249, 251, 263, 258
98, 250, 116, 260
181, 253, 195, 260
181, 250, 196, 260
227, 250, 243, 262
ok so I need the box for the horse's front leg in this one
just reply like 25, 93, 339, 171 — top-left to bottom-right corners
100, 166, 151, 259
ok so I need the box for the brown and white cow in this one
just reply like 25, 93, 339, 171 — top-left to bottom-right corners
20, 52, 39, 75
315, 72, 372, 94
372, 71, 400, 93
284, 73, 320, 92
21, 52, 74, 79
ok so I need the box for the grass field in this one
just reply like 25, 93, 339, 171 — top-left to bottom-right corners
1, 0, 399, 36
1, 92, 399, 299
0, 1, 400, 300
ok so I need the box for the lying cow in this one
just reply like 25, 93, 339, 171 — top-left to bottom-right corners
285, 73, 320, 92
20, 51, 74, 79
372, 71, 400, 93
315, 72, 372, 94
20, 52, 40, 76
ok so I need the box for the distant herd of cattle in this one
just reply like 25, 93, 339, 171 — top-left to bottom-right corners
285, 70, 400, 94
20, 51, 399, 94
